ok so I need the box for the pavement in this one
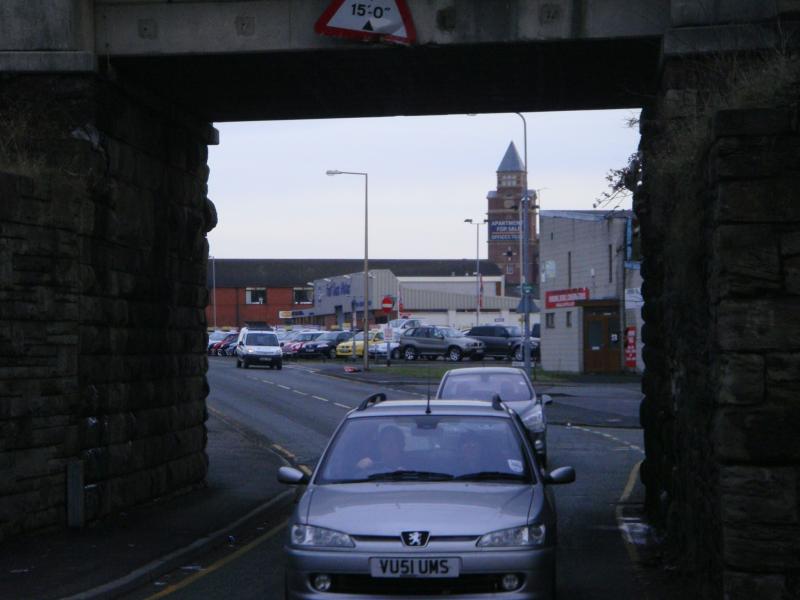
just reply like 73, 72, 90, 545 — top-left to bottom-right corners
0, 413, 294, 600
0, 361, 653, 600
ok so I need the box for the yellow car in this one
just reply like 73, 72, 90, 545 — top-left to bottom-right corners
336, 330, 383, 358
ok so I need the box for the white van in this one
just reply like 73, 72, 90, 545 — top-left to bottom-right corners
235, 329, 283, 370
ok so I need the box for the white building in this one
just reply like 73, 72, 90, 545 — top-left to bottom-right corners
539, 210, 643, 373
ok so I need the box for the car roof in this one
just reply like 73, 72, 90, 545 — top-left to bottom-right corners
345, 399, 514, 419
443, 367, 529, 376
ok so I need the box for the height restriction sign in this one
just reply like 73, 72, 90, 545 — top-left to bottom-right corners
314, 0, 417, 45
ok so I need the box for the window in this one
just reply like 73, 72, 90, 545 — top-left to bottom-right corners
499, 174, 518, 187
506, 264, 514, 274
566, 311, 572, 328
545, 313, 555, 329
293, 287, 313, 304
609, 244, 614, 283
245, 288, 266, 304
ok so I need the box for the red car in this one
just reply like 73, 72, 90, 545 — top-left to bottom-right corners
211, 332, 239, 356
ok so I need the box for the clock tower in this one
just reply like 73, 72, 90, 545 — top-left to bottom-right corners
487, 142, 538, 295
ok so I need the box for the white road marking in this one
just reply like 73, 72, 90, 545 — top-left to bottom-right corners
261, 380, 274, 384
293, 390, 308, 396
333, 402, 351, 409
571, 425, 644, 455
277, 384, 291, 390
312, 395, 329, 402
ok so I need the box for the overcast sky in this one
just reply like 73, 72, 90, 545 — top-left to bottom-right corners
207, 109, 640, 261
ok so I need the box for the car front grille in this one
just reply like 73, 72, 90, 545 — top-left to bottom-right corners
328, 574, 522, 595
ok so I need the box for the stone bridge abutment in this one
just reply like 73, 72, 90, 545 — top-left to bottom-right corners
637, 51, 800, 597
0, 73, 215, 537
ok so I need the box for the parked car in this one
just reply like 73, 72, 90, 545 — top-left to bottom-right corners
336, 330, 382, 358
436, 366, 553, 465
277, 392, 574, 599
368, 339, 401, 360
301, 331, 354, 359
207, 331, 228, 354
210, 332, 238, 356
388, 318, 427, 338
235, 330, 283, 369
282, 331, 324, 359
399, 326, 485, 362
218, 339, 239, 357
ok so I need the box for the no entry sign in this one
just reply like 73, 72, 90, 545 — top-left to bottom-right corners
381, 295, 394, 313
315, 0, 417, 45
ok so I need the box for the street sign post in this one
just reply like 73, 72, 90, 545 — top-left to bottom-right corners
315, 0, 416, 44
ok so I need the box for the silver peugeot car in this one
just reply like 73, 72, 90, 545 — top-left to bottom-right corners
277, 393, 575, 599
436, 367, 552, 466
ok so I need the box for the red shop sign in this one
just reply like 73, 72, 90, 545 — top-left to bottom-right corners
544, 288, 590, 309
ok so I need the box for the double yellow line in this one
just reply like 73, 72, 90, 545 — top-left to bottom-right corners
145, 520, 287, 599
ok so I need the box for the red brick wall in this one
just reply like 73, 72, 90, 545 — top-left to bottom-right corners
205, 287, 297, 328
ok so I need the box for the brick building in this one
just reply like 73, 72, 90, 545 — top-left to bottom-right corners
206, 258, 503, 329
486, 142, 539, 296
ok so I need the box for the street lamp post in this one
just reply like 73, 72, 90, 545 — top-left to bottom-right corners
326, 170, 370, 371
464, 218, 487, 326
210, 254, 217, 330
514, 112, 534, 374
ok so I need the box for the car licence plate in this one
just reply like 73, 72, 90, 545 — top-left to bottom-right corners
369, 557, 459, 578
258, 357, 272, 362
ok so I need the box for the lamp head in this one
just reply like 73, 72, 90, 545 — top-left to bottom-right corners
326, 170, 342, 176
464, 218, 473, 224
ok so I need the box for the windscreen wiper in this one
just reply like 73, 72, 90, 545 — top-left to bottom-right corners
454, 471, 528, 482
367, 470, 454, 481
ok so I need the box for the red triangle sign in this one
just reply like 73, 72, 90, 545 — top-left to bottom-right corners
315, 0, 417, 45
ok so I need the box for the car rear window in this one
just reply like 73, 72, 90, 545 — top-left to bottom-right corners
316, 415, 533, 485
438, 372, 534, 402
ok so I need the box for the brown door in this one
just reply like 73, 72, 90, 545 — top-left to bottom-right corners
583, 307, 621, 373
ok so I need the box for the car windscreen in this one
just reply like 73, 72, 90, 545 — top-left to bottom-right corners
316, 415, 533, 484
438, 372, 534, 402
209, 331, 227, 342
318, 332, 340, 341
245, 333, 278, 346
505, 326, 522, 336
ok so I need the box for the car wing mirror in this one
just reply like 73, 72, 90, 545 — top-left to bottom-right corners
277, 466, 309, 485
238, 341, 244, 346
541, 394, 553, 406
545, 466, 575, 485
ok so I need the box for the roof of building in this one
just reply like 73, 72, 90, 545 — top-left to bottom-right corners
540, 209, 634, 222
497, 142, 525, 173
208, 259, 502, 288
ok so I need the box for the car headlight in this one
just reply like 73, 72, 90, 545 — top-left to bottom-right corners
246, 348, 254, 353
291, 524, 355, 548
522, 405, 545, 432
477, 524, 546, 547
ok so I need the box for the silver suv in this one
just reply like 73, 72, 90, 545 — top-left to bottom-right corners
278, 394, 575, 599
399, 326, 485, 362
